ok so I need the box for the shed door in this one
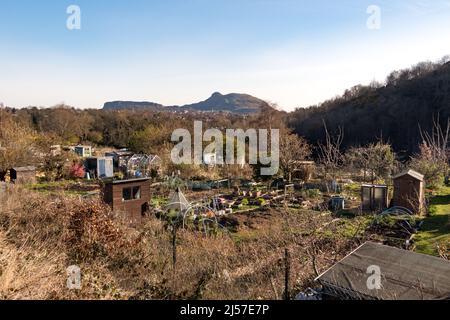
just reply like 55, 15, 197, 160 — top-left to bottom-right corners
98, 160, 106, 178
362, 187, 371, 209
98, 158, 114, 178
373, 188, 386, 210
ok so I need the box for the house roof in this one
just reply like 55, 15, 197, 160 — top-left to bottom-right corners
315, 242, 450, 300
393, 169, 425, 181
106, 150, 134, 157
97, 156, 113, 161
111, 178, 150, 185
11, 166, 36, 172
361, 184, 388, 188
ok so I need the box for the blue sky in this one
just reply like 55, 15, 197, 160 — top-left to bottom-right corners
1, 0, 450, 111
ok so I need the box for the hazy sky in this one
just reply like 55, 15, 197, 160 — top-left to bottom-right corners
1, 0, 450, 111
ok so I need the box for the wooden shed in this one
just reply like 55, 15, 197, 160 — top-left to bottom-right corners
393, 170, 425, 215
10, 166, 36, 184
102, 178, 151, 223
291, 161, 316, 182
0, 170, 7, 182
74, 145, 92, 158
85, 157, 114, 179
361, 184, 388, 212
105, 150, 134, 171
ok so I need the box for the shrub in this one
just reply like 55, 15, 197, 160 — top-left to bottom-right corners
410, 157, 447, 189
69, 163, 86, 179
257, 198, 266, 206
303, 189, 321, 199
0, 186, 358, 300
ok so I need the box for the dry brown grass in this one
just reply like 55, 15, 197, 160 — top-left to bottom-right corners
0, 186, 360, 300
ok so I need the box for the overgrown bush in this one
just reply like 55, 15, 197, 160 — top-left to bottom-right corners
0, 187, 359, 300
410, 147, 448, 189
257, 198, 266, 207
302, 189, 322, 199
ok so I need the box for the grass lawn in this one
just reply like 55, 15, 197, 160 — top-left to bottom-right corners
27, 180, 100, 196
414, 186, 450, 256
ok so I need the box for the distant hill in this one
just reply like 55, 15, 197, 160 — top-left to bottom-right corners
103, 101, 164, 111
103, 92, 269, 114
181, 92, 269, 113
290, 60, 450, 155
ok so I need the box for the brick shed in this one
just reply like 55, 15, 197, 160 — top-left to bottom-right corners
393, 170, 425, 215
10, 166, 36, 184
103, 178, 151, 223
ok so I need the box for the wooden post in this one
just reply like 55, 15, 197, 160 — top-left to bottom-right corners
284, 248, 290, 301
170, 224, 178, 299
172, 225, 177, 271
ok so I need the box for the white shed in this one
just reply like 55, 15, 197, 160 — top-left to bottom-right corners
97, 157, 114, 179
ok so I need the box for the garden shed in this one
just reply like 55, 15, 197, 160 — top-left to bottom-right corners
97, 157, 114, 179
85, 157, 114, 179
392, 170, 425, 214
0, 170, 7, 182
105, 150, 134, 171
10, 166, 36, 184
361, 184, 388, 212
291, 161, 315, 181
103, 178, 151, 223
74, 145, 92, 158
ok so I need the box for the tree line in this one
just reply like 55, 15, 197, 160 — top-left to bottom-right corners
289, 57, 450, 157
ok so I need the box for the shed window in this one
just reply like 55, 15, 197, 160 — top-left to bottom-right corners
122, 186, 141, 201
122, 188, 132, 201
133, 186, 141, 200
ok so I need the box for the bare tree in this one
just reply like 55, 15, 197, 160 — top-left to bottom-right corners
345, 146, 369, 181
318, 121, 344, 181
0, 109, 37, 174
346, 141, 396, 184
279, 132, 311, 182
419, 115, 449, 163
412, 115, 450, 188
